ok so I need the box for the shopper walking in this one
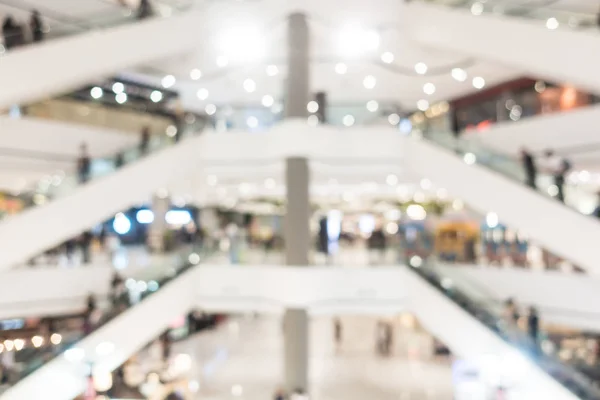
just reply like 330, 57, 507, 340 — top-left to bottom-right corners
139, 126, 150, 155
137, 0, 154, 19
2, 16, 17, 50
527, 306, 540, 350
77, 143, 91, 184
29, 10, 44, 42
520, 147, 537, 189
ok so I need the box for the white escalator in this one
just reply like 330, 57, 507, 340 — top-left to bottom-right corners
0, 126, 204, 271
402, 1, 600, 93
402, 133, 600, 274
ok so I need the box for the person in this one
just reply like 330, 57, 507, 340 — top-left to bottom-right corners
520, 147, 537, 189
160, 331, 171, 362
274, 389, 286, 400
504, 298, 520, 324
29, 10, 43, 42
527, 306, 539, 350
139, 126, 150, 155
137, 0, 154, 19
80, 231, 93, 264
368, 227, 387, 265
110, 272, 124, 305
83, 293, 97, 334
334, 318, 342, 346
593, 192, 600, 219
114, 152, 124, 169
77, 143, 91, 184
2, 16, 17, 50
317, 216, 329, 262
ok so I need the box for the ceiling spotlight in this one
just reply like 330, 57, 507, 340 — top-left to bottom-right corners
190, 68, 202, 80
417, 99, 429, 111
472, 76, 486, 89
112, 82, 125, 94
247, 116, 259, 128
115, 92, 127, 104
243, 78, 256, 93
205, 104, 217, 115
161, 75, 176, 88
90, 86, 103, 99
471, 2, 484, 15
381, 51, 394, 64
366, 100, 379, 112
261, 95, 274, 107
197, 88, 209, 100
335, 62, 348, 74
363, 75, 376, 89
150, 90, 163, 103
266, 64, 279, 76
307, 100, 319, 113
451, 68, 467, 82
342, 114, 355, 127
216, 55, 228, 67
388, 113, 400, 125
414, 62, 428, 75
546, 17, 559, 30
423, 82, 436, 95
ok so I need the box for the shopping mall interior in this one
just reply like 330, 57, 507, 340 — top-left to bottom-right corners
0, 0, 600, 399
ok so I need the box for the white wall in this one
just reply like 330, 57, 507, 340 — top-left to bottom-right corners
403, 2, 600, 93
404, 136, 600, 274
0, 11, 204, 109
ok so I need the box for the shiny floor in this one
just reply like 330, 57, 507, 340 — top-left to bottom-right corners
167, 315, 454, 400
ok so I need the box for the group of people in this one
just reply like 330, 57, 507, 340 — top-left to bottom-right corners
504, 298, 540, 350
2, 11, 44, 50
520, 148, 571, 203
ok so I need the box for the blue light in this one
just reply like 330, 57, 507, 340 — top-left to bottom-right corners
113, 213, 131, 235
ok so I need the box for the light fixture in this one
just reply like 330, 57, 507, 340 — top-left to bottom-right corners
90, 87, 103, 99
190, 68, 202, 80
336, 24, 380, 58
451, 68, 467, 82
205, 104, 217, 115
150, 90, 163, 103
307, 115, 319, 126
50, 333, 62, 345
266, 64, 279, 76
166, 125, 177, 137
363, 75, 376, 89
247, 116, 259, 128
463, 152, 476, 165
388, 113, 400, 125
386, 174, 398, 185
261, 95, 274, 107
366, 100, 379, 112
471, 2, 484, 15
112, 82, 124, 94
417, 99, 429, 111
115, 92, 127, 104
534, 81, 546, 93
307, 100, 319, 113
342, 114, 355, 127
423, 82, 436, 95
188, 253, 201, 264
335, 62, 347, 74
472, 76, 486, 89
197, 88, 209, 100
486, 212, 499, 228
31, 336, 43, 348
414, 62, 428, 75
243, 78, 256, 93
216, 55, 228, 67
381, 51, 394, 64
546, 17, 559, 30
161, 75, 176, 88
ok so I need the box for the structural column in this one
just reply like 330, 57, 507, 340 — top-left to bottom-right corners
285, 12, 310, 119
148, 193, 169, 253
283, 157, 310, 393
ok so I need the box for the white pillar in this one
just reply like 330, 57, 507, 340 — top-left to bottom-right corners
283, 308, 309, 394
148, 194, 169, 252
285, 12, 310, 119
283, 157, 310, 393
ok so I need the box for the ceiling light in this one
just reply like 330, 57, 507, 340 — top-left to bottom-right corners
546, 17, 559, 30
472, 76, 486, 89
112, 82, 124, 94
247, 116, 258, 128
336, 25, 380, 58
451, 68, 467, 82
115, 92, 127, 104
161, 75, 176, 88
150, 90, 163, 103
335, 62, 347, 74
307, 115, 319, 126
266, 65, 279, 76
307, 100, 319, 113
363, 75, 376, 89
388, 113, 400, 125
90, 87, 103, 99
197, 88, 209, 100
423, 82, 436, 95
190, 68, 202, 80
342, 114, 355, 127
414, 62, 428, 75
366, 100, 379, 112
535, 81, 546, 93
261, 95, 274, 107
471, 2, 484, 15
381, 51, 394, 64
205, 104, 217, 115
417, 99, 429, 111
243, 78, 256, 93
216, 55, 228, 67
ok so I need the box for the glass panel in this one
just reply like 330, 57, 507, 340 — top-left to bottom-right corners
6, 244, 214, 386
405, 259, 600, 399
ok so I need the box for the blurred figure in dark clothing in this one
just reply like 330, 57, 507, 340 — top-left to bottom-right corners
137, 0, 154, 19
77, 143, 91, 183
139, 126, 150, 155
80, 231, 93, 264
30, 10, 44, 42
528, 306, 540, 349
520, 147, 537, 189
2, 16, 17, 49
